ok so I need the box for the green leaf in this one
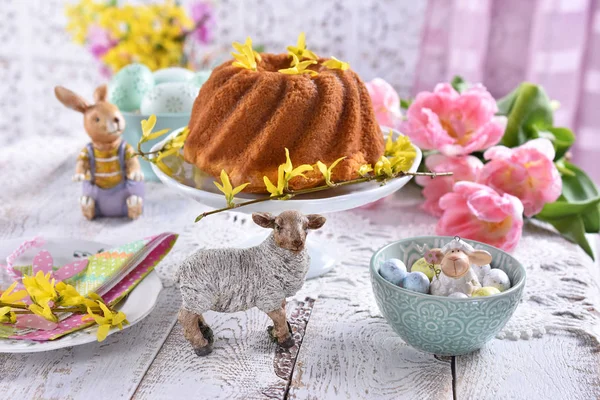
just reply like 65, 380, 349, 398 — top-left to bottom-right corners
537, 215, 594, 260
560, 161, 600, 233
500, 83, 554, 148
533, 127, 575, 160
537, 196, 600, 220
496, 86, 519, 116
451, 76, 468, 93
400, 98, 412, 109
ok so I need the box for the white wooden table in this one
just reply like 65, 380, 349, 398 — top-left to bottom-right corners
1, 137, 599, 399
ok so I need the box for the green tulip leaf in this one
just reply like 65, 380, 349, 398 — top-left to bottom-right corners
400, 98, 412, 110
537, 196, 600, 219
560, 161, 600, 233
536, 215, 595, 260
451, 76, 468, 93
533, 127, 575, 160
496, 86, 519, 116
500, 83, 554, 148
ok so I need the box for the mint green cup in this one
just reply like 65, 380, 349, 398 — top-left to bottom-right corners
370, 236, 526, 356
122, 112, 190, 181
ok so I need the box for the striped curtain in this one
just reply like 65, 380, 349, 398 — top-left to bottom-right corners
414, 0, 600, 183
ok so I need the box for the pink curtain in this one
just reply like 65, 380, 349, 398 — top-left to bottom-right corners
414, 0, 600, 183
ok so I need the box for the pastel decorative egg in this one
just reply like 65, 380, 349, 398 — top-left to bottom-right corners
410, 257, 440, 281
472, 264, 491, 283
482, 269, 511, 292
140, 82, 199, 115
448, 292, 469, 299
153, 67, 195, 85
402, 271, 430, 294
189, 70, 212, 88
472, 286, 501, 297
108, 63, 154, 111
379, 258, 407, 286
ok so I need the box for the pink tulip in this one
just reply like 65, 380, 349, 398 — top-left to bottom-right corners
479, 138, 562, 217
415, 154, 483, 217
365, 78, 403, 130
437, 182, 524, 252
403, 83, 506, 156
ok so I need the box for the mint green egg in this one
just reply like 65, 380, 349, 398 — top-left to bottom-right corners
140, 82, 198, 115
108, 63, 154, 111
188, 70, 212, 88
153, 67, 195, 85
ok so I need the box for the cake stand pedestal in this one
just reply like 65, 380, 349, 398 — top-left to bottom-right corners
151, 127, 422, 279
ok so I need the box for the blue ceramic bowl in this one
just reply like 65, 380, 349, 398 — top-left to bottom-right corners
122, 112, 190, 181
370, 236, 526, 356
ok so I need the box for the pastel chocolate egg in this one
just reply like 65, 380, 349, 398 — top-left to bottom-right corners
410, 257, 440, 281
140, 82, 199, 115
153, 67, 195, 84
379, 258, 407, 286
472, 287, 501, 297
108, 63, 154, 111
483, 269, 511, 292
448, 292, 469, 299
402, 271, 430, 294
188, 70, 212, 88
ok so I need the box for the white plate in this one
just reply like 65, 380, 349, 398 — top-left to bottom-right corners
0, 238, 163, 353
150, 127, 423, 214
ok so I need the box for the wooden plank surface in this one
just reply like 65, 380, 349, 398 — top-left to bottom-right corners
288, 299, 454, 400
133, 298, 314, 400
0, 286, 180, 400
455, 331, 600, 399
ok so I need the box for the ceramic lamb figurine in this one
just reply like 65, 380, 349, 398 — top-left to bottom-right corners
177, 210, 326, 356
429, 238, 492, 297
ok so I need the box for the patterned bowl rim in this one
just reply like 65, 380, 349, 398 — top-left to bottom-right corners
370, 235, 526, 301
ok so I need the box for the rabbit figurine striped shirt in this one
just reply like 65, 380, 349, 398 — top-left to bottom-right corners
78, 143, 136, 189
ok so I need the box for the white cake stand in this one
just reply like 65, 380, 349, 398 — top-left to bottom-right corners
151, 127, 422, 278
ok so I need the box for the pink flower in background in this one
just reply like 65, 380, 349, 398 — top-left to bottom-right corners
479, 138, 562, 217
437, 182, 524, 252
416, 154, 483, 217
365, 78, 403, 130
190, 1, 216, 44
86, 26, 116, 59
403, 83, 506, 156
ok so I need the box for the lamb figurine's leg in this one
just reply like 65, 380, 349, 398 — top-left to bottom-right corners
266, 302, 294, 349
178, 309, 214, 356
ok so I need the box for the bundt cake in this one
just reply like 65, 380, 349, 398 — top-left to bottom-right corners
184, 37, 385, 193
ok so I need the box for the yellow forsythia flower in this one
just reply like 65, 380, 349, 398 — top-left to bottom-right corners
0, 281, 27, 304
374, 156, 393, 178
279, 54, 318, 76
141, 115, 170, 141
287, 32, 318, 61
29, 302, 58, 323
214, 170, 250, 207
264, 164, 286, 197
83, 302, 128, 342
358, 164, 373, 177
231, 37, 259, 71
264, 148, 314, 196
384, 130, 416, 159
322, 57, 350, 71
22, 271, 57, 306
55, 282, 86, 308
316, 157, 346, 187
0, 306, 16, 324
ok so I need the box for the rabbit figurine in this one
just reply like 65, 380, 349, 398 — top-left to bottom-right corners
54, 84, 144, 220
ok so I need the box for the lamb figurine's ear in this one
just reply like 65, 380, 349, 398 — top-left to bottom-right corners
252, 212, 275, 228
54, 86, 89, 113
306, 214, 326, 230
468, 249, 492, 266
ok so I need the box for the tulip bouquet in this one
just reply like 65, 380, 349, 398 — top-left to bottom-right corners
366, 77, 599, 258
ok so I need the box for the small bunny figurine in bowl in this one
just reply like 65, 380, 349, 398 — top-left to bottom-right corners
54, 85, 144, 220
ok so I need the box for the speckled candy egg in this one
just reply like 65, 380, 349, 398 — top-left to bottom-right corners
108, 63, 154, 111
188, 70, 212, 88
140, 82, 199, 115
402, 271, 430, 294
472, 264, 491, 283
153, 67, 195, 85
448, 292, 469, 299
472, 287, 501, 297
483, 269, 511, 292
410, 257, 440, 281
379, 258, 407, 286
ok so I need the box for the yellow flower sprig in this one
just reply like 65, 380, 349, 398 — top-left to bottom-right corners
316, 157, 346, 187
141, 115, 170, 141
214, 170, 250, 207
231, 37, 260, 71
322, 57, 350, 71
82, 302, 128, 342
287, 32, 318, 61
0, 282, 27, 304
279, 54, 318, 77
264, 148, 313, 197
22, 271, 58, 306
